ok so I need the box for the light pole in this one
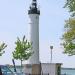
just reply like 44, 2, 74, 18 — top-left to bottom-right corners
50, 46, 53, 63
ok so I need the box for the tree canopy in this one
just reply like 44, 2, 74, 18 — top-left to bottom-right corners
62, 0, 75, 56
12, 35, 33, 61
64, 0, 75, 16
62, 18, 75, 56
0, 42, 7, 56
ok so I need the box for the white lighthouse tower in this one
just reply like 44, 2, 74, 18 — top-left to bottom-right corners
24, 0, 41, 74
28, 0, 40, 64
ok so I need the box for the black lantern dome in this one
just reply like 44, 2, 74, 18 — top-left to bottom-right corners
28, 0, 40, 15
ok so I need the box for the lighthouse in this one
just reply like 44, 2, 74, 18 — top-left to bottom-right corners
28, 0, 40, 64
24, 0, 41, 74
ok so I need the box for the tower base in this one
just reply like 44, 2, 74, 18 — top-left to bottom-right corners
23, 63, 62, 75
24, 64, 41, 75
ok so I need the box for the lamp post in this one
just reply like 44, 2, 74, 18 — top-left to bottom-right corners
50, 46, 53, 63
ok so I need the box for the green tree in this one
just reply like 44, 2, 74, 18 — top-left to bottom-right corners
62, 0, 75, 56
64, 0, 75, 16
62, 18, 75, 56
0, 42, 7, 56
12, 35, 33, 72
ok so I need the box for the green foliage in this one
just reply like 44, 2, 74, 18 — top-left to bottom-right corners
63, 0, 75, 55
62, 42, 75, 56
64, 0, 75, 16
12, 35, 33, 61
62, 18, 75, 55
0, 42, 7, 56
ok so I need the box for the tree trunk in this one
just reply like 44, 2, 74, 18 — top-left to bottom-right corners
21, 60, 23, 74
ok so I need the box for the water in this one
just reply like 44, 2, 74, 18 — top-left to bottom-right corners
61, 68, 75, 75
13, 67, 75, 75
1, 65, 75, 75
14, 67, 75, 75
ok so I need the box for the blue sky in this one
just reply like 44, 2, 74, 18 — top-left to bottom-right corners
0, 0, 75, 68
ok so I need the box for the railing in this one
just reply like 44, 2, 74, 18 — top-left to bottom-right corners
0, 65, 14, 75
25, 74, 49, 75
61, 73, 70, 75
